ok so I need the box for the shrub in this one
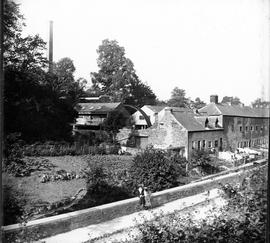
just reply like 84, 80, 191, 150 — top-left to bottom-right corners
127, 147, 184, 195
189, 149, 221, 175
72, 162, 131, 210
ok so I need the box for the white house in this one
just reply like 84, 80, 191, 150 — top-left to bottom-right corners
132, 105, 165, 129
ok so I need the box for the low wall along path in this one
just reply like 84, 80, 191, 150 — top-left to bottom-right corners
2, 158, 267, 241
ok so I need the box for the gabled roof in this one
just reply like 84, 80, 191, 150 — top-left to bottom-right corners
75, 102, 121, 114
172, 110, 222, 132
199, 103, 269, 118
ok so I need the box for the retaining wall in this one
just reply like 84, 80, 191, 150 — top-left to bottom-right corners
2, 159, 267, 241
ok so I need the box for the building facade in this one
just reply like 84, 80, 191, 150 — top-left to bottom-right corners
130, 107, 224, 159
73, 102, 130, 131
198, 95, 269, 151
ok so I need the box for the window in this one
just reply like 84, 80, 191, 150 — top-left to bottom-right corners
244, 141, 247, 147
237, 142, 240, 148
202, 140, 206, 148
240, 126, 242, 132
139, 115, 145, 120
256, 126, 258, 131
250, 126, 253, 131
208, 141, 212, 148
214, 140, 218, 147
261, 126, 263, 131
240, 141, 243, 148
245, 126, 248, 131
198, 141, 201, 150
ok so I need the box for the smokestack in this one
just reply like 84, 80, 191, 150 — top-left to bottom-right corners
49, 20, 53, 72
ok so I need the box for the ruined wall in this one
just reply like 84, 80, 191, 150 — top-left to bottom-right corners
139, 110, 188, 154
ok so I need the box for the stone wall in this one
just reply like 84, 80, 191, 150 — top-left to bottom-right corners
188, 130, 226, 158
140, 109, 188, 152
223, 116, 269, 150
2, 159, 267, 241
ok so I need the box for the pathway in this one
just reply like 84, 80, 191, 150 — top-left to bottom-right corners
41, 188, 225, 243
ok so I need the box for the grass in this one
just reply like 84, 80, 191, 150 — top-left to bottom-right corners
2, 155, 134, 224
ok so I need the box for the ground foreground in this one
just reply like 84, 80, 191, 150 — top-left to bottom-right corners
3, 155, 133, 224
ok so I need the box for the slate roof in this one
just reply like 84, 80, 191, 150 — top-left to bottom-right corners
172, 110, 222, 132
199, 103, 269, 118
75, 102, 121, 114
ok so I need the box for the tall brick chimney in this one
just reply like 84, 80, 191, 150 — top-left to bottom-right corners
210, 95, 218, 104
48, 20, 53, 72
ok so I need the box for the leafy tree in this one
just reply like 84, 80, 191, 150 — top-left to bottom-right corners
43, 58, 87, 105
155, 99, 168, 106
3, 1, 79, 142
91, 39, 156, 106
193, 97, 206, 109
221, 96, 242, 105
102, 110, 130, 142
167, 87, 188, 108
189, 149, 220, 175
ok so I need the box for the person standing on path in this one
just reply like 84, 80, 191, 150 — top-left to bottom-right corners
138, 184, 145, 209
144, 187, 152, 209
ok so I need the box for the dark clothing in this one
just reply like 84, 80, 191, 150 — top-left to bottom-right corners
138, 187, 145, 207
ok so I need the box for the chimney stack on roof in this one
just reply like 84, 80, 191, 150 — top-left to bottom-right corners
210, 95, 218, 104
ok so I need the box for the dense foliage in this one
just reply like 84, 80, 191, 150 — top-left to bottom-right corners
127, 147, 187, 195
189, 149, 220, 175
4, 0, 85, 143
72, 162, 131, 210
123, 166, 267, 243
167, 87, 189, 108
90, 39, 157, 107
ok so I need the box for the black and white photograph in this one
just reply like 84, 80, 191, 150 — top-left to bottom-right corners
1, 0, 269, 242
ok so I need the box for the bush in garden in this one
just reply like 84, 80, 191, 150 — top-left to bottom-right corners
127, 147, 184, 195
189, 149, 220, 175
72, 162, 131, 210
3, 133, 32, 176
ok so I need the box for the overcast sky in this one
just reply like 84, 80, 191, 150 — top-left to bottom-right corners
18, 0, 269, 105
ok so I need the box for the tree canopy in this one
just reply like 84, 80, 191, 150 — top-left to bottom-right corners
221, 96, 242, 105
167, 87, 188, 108
90, 39, 156, 107
3, 0, 85, 142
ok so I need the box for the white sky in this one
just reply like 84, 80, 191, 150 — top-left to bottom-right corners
17, 0, 270, 105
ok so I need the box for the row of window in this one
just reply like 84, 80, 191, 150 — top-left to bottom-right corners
238, 125, 268, 132
237, 138, 267, 148
191, 138, 223, 150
